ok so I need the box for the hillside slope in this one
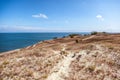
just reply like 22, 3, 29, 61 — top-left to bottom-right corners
0, 33, 120, 80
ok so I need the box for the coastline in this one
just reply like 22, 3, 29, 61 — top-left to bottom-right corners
0, 32, 90, 53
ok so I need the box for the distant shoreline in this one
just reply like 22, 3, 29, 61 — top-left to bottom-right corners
0, 32, 120, 54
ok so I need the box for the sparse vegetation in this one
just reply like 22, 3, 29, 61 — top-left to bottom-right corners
75, 39, 79, 43
53, 37, 57, 39
91, 31, 98, 35
108, 46, 114, 50
91, 31, 107, 35
102, 32, 107, 34
68, 34, 79, 38
83, 34, 88, 36
62, 36, 66, 38
86, 65, 95, 72
60, 50, 68, 56
0, 33, 120, 80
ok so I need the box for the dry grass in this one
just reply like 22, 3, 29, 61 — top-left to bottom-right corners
0, 33, 120, 80
66, 45, 120, 80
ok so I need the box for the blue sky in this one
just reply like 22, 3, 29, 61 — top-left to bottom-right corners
0, 0, 120, 32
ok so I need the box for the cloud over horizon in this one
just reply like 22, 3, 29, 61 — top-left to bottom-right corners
32, 13, 48, 19
96, 14, 104, 21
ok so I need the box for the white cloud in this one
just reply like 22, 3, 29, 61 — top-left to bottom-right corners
32, 13, 48, 19
96, 14, 104, 21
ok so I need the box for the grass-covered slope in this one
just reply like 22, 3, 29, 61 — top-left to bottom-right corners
0, 33, 120, 80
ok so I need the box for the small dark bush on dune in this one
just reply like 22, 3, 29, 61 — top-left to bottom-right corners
69, 34, 79, 38
91, 31, 107, 35
75, 39, 79, 43
84, 34, 87, 36
91, 31, 98, 35
53, 37, 57, 39
62, 36, 66, 38
84, 34, 90, 36
102, 32, 107, 34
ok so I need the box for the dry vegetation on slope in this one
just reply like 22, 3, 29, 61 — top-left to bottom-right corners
0, 33, 120, 80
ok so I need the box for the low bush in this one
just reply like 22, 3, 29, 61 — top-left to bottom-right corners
53, 37, 57, 39
69, 34, 79, 38
75, 39, 79, 43
91, 31, 98, 35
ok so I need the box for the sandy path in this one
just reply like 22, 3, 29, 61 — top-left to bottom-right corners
82, 35, 95, 41
46, 52, 75, 80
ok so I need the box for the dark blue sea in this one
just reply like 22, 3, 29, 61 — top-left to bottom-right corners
0, 32, 89, 52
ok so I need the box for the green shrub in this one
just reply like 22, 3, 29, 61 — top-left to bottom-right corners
69, 34, 79, 38
91, 31, 98, 35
